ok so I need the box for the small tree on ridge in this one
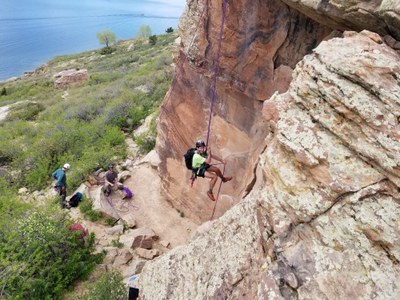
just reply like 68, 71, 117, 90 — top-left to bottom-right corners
97, 29, 116, 48
136, 25, 152, 38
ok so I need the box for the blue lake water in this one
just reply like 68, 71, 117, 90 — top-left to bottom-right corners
0, 0, 185, 81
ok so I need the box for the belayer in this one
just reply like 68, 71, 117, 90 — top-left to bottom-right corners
52, 163, 70, 209
188, 140, 232, 201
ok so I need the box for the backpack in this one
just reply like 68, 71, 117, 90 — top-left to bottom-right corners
122, 187, 133, 199
69, 192, 83, 207
184, 148, 196, 170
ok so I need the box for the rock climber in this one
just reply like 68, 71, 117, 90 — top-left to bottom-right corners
192, 140, 232, 201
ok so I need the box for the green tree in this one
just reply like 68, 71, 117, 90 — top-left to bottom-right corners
165, 27, 174, 33
97, 29, 116, 48
149, 35, 157, 46
0, 87, 6, 96
136, 25, 152, 38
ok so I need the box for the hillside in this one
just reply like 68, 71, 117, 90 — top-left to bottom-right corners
0, 32, 198, 299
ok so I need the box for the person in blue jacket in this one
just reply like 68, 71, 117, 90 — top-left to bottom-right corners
52, 163, 70, 208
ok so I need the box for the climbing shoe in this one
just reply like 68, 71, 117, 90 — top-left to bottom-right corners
222, 176, 232, 183
207, 190, 216, 201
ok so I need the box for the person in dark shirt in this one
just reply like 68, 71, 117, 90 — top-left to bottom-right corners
104, 164, 119, 196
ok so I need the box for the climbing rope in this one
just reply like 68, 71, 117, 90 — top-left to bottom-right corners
105, 194, 139, 214
210, 164, 226, 220
158, 0, 229, 216
205, 0, 228, 146
158, 0, 210, 149
206, 0, 228, 219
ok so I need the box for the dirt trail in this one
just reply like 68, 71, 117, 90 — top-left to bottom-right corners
69, 161, 198, 251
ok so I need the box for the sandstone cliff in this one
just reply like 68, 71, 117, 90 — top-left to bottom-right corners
157, 0, 332, 222
144, 0, 400, 299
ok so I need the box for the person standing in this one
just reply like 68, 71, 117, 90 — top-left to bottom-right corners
52, 163, 70, 208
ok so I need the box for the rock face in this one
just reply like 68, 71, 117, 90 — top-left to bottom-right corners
281, 0, 400, 40
157, 0, 332, 222
141, 28, 400, 299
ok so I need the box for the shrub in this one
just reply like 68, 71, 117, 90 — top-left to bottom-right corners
166, 27, 174, 33
0, 208, 102, 299
79, 271, 126, 300
104, 216, 118, 226
135, 133, 156, 154
149, 35, 157, 46
79, 196, 102, 222
100, 46, 115, 55
111, 239, 124, 248
6, 101, 45, 121
0, 87, 6, 96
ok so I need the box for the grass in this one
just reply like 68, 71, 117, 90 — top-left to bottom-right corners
0, 32, 177, 193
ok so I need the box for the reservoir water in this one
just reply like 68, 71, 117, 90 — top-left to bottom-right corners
0, 0, 185, 81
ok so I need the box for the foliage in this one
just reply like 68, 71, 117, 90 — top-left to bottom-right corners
111, 239, 124, 248
100, 46, 115, 55
0, 87, 6, 96
6, 101, 45, 121
104, 216, 119, 226
136, 25, 152, 38
135, 111, 157, 154
0, 206, 103, 299
97, 29, 116, 48
79, 271, 126, 300
79, 196, 102, 222
166, 27, 174, 33
149, 35, 157, 45
0, 178, 29, 240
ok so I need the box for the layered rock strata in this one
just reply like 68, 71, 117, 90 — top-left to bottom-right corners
281, 0, 400, 40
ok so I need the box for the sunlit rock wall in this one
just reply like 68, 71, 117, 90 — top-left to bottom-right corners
156, 0, 331, 223
142, 30, 400, 300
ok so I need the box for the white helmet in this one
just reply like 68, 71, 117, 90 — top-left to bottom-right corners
63, 163, 70, 170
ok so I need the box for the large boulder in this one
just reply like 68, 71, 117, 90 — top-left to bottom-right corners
54, 69, 89, 88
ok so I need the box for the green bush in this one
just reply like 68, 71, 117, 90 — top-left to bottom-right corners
100, 46, 115, 55
135, 133, 156, 154
79, 196, 102, 222
79, 271, 126, 300
0, 87, 7, 96
149, 35, 157, 45
0, 207, 102, 299
6, 101, 45, 121
111, 239, 124, 248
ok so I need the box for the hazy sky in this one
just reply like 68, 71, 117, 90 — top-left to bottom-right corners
1, 0, 187, 19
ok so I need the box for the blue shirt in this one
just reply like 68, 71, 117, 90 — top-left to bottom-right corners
52, 168, 66, 188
